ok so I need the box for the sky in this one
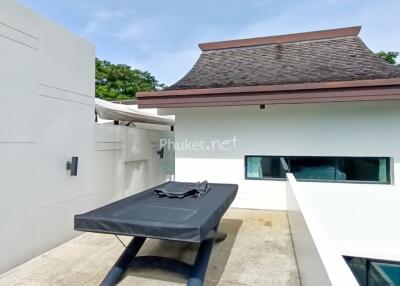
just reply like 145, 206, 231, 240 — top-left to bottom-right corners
17, 0, 400, 86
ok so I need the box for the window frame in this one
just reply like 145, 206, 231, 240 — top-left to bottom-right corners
244, 155, 287, 181
244, 155, 391, 184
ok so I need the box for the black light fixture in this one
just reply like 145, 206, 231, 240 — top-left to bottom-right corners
260, 104, 266, 109
157, 147, 164, 159
66, 156, 79, 176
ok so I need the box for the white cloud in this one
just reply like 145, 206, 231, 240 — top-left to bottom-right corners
81, 9, 124, 36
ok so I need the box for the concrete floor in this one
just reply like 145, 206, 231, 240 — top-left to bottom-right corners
0, 209, 300, 286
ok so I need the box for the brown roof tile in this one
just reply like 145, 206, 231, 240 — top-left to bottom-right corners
168, 27, 400, 90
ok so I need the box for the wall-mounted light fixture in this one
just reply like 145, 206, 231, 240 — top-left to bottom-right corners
66, 156, 79, 176
260, 104, 266, 110
157, 147, 164, 159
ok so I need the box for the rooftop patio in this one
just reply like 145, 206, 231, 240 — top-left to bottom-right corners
0, 209, 299, 286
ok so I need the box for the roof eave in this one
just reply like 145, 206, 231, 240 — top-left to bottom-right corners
137, 78, 400, 108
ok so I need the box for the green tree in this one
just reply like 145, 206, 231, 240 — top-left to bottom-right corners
375, 51, 399, 66
95, 58, 164, 101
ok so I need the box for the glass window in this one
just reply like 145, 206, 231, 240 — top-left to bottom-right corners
245, 156, 285, 179
346, 256, 400, 286
290, 157, 336, 181
245, 156, 390, 184
346, 257, 367, 286
337, 158, 388, 183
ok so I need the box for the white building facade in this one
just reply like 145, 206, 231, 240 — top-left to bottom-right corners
165, 101, 400, 210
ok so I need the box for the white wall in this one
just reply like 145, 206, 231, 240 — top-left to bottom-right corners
0, 1, 175, 274
93, 123, 175, 207
161, 100, 400, 210
286, 174, 359, 286
299, 181, 400, 261
0, 0, 95, 273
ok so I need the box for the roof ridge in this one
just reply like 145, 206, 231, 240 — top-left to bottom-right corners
201, 35, 359, 53
199, 26, 361, 51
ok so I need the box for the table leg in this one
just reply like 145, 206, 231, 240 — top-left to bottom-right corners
100, 236, 146, 286
187, 224, 222, 286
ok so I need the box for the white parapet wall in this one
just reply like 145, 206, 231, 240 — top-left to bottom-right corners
0, 1, 175, 274
299, 181, 400, 262
286, 173, 359, 286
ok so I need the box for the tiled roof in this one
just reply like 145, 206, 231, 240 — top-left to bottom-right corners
137, 27, 400, 108
168, 28, 400, 90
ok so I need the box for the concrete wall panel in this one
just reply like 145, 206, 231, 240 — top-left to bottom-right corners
0, 144, 37, 272
35, 96, 94, 208
94, 124, 175, 204
0, 30, 38, 142
38, 17, 94, 96
0, 0, 39, 40
0, 1, 95, 273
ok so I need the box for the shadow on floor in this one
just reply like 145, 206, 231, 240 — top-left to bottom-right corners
122, 218, 243, 285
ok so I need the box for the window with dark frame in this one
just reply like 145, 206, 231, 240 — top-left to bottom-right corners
245, 156, 390, 184
345, 256, 400, 286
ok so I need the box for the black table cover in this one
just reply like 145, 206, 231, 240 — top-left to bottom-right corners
74, 181, 237, 242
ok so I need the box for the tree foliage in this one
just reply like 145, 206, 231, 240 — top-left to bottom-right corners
95, 58, 165, 101
376, 51, 399, 66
